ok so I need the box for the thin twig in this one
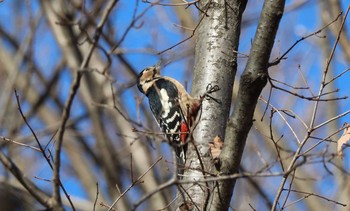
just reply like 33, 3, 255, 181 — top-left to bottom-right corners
312, 109, 350, 132
283, 189, 346, 208
269, 78, 347, 101
324, 67, 350, 86
302, 125, 347, 155
143, 0, 199, 7
93, 183, 99, 211
109, 2, 156, 54
268, 110, 285, 172
297, 64, 315, 96
133, 172, 284, 210
260, 97, 301, 144
271, 6, 350, 210
91, 101, 142, 127
268, 12, 342, 67
15, 90, 75, 210
281, 169, 295, 209
0, 136, 41, 152
107, 157, 163, 211
157, 0, 211, 54
0, 152, 51, 208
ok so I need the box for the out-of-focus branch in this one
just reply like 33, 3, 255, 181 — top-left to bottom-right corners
0, 14, 39, 127
52, 0, 118, 209
268, 12, 341, 67
0, 152, 51, 208
321, 1, 350, 61
272, 5, 350, 210
15, 90, 75, 210
108, 156, 162, 210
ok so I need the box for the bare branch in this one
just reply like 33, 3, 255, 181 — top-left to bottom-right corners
0, 152, 51, 208
108, 156, 163, 210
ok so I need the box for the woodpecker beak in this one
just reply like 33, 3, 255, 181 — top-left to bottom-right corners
154, 63, 161, 74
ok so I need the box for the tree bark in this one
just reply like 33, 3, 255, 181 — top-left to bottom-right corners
181, 0, 247, 210
210, 0, 285, 210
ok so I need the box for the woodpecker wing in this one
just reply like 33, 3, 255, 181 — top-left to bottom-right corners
147, 79, 184, 144
146, 78, 188, 166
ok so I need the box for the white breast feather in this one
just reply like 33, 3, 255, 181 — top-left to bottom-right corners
159, 88, 172, 117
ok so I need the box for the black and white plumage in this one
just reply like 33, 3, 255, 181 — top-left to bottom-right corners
137, 65, 202, 172
146, 78, 185, 160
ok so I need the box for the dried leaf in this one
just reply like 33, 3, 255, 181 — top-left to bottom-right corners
337, 123, 350, 159
209, 136, 224, 159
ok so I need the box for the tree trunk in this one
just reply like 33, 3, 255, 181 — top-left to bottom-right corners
210, 0, 285, 210
180, 0, 247, 210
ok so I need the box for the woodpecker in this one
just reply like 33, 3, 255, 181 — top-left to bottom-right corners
137, 65, 202, 171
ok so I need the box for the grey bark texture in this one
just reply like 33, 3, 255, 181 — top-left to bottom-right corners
183, 0, 285, 210
211, 0, 285, 210
181, 0, 247, 210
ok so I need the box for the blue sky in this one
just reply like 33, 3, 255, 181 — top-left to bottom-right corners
0, 0, 349, 209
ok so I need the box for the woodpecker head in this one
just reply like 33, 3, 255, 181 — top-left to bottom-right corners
137, 65, 161, 95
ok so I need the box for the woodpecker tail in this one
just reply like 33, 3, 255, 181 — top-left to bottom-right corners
175, 145, 187, 176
